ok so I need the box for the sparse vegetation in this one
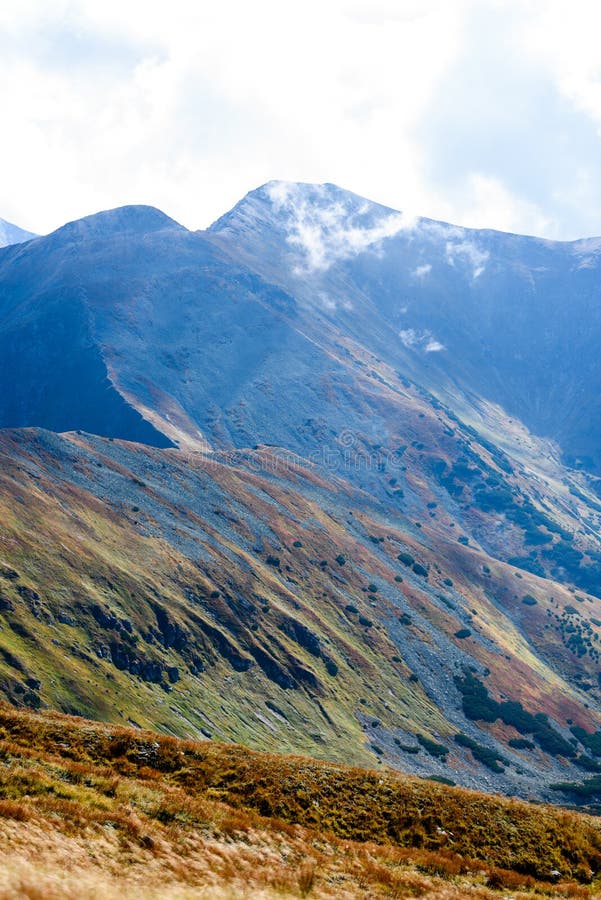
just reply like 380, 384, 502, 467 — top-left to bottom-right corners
509, 737, 535, 750
454, 733, 507, 772
417, 733, 449, 759
455, 673, 576, 757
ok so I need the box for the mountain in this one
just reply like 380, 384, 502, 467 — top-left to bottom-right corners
0, 216, 37, 248
1, 412, 601, 802
1, 185, 601, 804
4, 184, 601, 473
0, 204, 317, 449
210, 181, 601, 474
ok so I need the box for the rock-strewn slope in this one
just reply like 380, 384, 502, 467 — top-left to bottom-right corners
1, 420, 601, 803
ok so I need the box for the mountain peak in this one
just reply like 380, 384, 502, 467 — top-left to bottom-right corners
209, 180, 414, 274
51, 204, 187, 244
211, 180, 397, 234
0, 217, 37, 249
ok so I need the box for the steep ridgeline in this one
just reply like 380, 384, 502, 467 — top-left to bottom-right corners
1, 186, 601, 804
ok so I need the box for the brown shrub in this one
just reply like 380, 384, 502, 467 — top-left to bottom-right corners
297, 860, 317, 896
486, 867, 536, 890
0, 799, 30, 822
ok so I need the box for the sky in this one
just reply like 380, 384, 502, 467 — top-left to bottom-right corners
2, 0, 601, 239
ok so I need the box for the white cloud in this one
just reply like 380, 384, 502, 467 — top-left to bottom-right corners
0, 1, 600, 240
412, 1, 601, 240
453, 173, 554, 238
410, 218, 490, 278
0, 0, 465, 233
266, 181, 415, 272
445, 238, 489, 279
317, 291, 353, 311
519, 0, 601, 126
399, 328, 444, 352
399, 328, 419, 348
412, 263, 432, 278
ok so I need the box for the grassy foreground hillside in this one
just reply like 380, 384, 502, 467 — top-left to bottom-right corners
0, 704, 599, 898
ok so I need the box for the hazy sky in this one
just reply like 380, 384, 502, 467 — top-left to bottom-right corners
2, 0, 601, 239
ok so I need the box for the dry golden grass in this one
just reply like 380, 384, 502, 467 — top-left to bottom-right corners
0, 819, 590, 900
0, 703, 598, 898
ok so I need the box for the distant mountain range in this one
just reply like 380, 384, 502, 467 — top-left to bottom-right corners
3, 183, 601, 473
1, 184, 601, 804
0, 216, 37, 248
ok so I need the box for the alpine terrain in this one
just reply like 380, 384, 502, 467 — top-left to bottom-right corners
2, 181, 601, 825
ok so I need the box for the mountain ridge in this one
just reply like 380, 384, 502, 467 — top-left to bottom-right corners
47, 204, 187, 243
209, 181, 601, 473
210, 179, 601, 249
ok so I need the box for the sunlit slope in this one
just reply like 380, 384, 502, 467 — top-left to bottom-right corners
1, 420, 601, 802
0, 216, 36, 248
0, 703, 599, 897
211, 180, 601, 473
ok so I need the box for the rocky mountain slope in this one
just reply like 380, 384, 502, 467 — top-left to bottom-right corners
1, 417, 601, 803
210, 181, 601, 474
4, 184, 601, 474
1, 184, 601, 804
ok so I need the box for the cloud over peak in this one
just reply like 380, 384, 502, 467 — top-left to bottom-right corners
265, 181, 415, 273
